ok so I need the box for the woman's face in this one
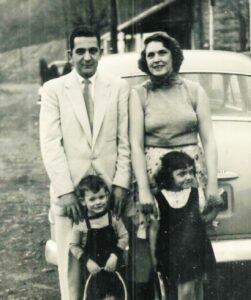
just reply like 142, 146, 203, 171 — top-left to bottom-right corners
145, 41, 173, 77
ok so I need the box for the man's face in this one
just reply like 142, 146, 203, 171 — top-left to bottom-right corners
71, 36, 101, 78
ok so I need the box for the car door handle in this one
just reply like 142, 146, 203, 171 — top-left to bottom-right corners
217, 170, 239, 180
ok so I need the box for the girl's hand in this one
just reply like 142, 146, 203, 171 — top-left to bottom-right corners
104, 254, 118, 272
86, 259, 101, 274
139, 189, 154, 215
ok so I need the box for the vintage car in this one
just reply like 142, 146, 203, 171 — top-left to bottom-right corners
45, 50, 251, 266
37, 60, 71, 104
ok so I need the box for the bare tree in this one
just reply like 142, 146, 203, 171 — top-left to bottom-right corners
110, 0, 118, 53
228, 0, 249, 51
61, 0, 70, 49
66, 0, 109, 40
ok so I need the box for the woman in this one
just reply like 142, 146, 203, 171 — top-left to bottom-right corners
129, 32, 220, 299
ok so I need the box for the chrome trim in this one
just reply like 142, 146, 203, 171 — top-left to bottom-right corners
45, 239, 251, 266
212, 239, 251, 263
212, 116, 251, 122
217, 170, 239, 180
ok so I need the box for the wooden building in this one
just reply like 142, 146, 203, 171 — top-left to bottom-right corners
101, 0, 250, 54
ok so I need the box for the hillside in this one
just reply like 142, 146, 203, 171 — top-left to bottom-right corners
0, 39, 67, 84
0, 0, 163, 53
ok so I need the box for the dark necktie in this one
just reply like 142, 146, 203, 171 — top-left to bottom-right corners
83, 79, 94, 132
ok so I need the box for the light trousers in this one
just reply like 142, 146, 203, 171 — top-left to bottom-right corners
54, 215, 84, 300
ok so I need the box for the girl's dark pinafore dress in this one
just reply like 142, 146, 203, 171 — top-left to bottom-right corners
84, 210, 125, 299
155, 187, 216, 284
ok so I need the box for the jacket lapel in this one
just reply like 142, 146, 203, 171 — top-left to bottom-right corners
92, 73, 111, 149
65, 71, 92, 146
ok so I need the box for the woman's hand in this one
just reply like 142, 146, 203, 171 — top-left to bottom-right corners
86, 259, 101, 274
111, 185, 128, 218
139, 189, 155, 215
205, 185, 223, 206
104, 254, 118, 272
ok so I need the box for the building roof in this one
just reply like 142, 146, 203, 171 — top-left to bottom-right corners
101, 0, 175, 39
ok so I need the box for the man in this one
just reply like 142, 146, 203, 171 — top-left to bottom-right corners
40, 26, 130, 300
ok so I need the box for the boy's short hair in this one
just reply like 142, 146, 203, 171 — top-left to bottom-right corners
155, 151, 196, 190
78, 175, 109, 198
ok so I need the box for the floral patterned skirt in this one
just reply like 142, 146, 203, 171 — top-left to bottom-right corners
145, 144, 207, 190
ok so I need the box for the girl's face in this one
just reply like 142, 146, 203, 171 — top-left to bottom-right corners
145, 41, 173, 77
171, 166, 195, 191
81, 188, 108, 216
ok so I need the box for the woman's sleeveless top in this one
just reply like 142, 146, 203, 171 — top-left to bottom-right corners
133, 78, 206, 147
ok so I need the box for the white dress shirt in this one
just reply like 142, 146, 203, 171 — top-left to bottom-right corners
74, 68, 97, 101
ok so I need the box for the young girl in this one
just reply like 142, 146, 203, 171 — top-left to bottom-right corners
154, 151, 221, 300
69, 175, 129, 300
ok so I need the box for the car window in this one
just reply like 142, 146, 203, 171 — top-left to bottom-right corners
180, 73, 251, 115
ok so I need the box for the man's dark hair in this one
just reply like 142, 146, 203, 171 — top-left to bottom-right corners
69, 25, 101, 53
155, 151, 195, 190
138, 31, 184, 75
78, 175, 109, 198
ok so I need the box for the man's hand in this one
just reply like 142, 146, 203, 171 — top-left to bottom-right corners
111, 186, 127, 217
59, 192, 82, 224
104, 254, 118, 272
86, 259, 101, 274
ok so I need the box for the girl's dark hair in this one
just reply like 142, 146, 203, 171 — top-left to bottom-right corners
138, 32, 184, 75
78, 175, 109, 198
155, 151, 195, 190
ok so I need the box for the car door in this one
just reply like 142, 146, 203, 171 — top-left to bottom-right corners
181, 72, 251, 239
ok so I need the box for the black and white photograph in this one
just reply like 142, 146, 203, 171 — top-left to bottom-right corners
0, 0, 251, 299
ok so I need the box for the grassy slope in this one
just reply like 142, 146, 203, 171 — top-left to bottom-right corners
0, 39, 67, 84
0, 83, 60, 299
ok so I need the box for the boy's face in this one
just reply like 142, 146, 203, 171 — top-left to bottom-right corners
81, 188, 108, 215
172, 166, 195, 190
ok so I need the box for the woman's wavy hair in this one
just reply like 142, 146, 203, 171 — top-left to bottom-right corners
138, 32, 184, 75
155, 151, 196, 190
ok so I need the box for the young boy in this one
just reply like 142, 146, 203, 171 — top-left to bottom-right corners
69, 175, 128, 299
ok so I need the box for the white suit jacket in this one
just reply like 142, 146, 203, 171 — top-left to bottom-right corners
39, 69, 131, 210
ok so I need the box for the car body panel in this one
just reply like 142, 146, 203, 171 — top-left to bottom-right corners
211, 120, 251, 238
98, 50, 251, 76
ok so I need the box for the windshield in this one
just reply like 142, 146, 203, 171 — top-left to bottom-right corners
125, 73, 251, 116
181, 73, 251, 115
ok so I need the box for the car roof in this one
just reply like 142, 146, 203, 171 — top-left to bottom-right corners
48, 60, 67, 68
98, 50, 251, 77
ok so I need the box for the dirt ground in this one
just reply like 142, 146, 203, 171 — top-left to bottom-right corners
0, 84, 60, 299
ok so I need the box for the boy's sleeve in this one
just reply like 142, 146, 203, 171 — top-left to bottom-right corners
112, 217, 129, 256
69, 222, 87, 260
